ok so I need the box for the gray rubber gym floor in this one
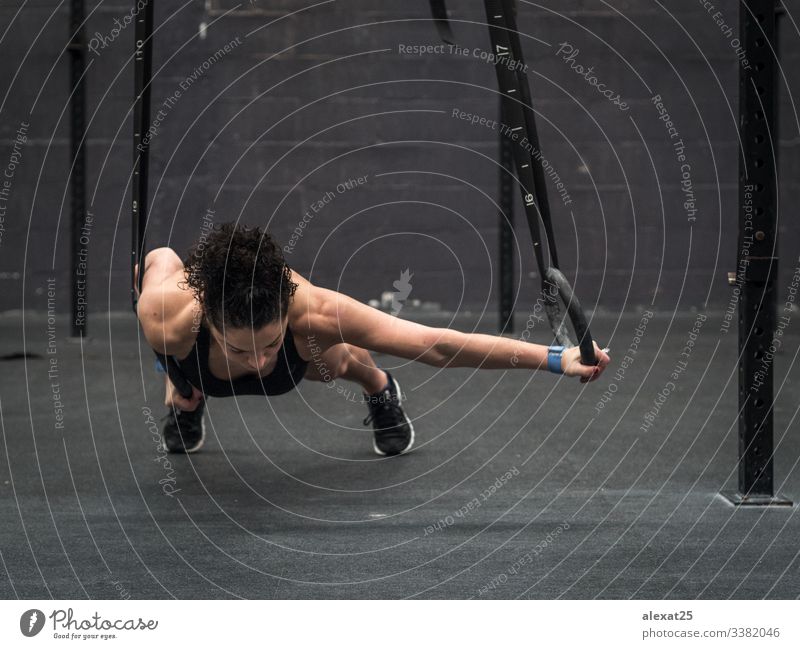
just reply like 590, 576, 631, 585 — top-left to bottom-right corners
1, 310, 798, 599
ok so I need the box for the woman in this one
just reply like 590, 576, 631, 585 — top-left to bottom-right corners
136, 222, 610, 456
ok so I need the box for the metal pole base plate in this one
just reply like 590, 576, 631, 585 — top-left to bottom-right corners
720, 492, 793, 507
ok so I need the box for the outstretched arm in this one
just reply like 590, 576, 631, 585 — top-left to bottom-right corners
306, 285, 610, 381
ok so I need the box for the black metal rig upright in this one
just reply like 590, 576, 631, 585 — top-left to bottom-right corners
68, 0, 88, 338
724, 0, 791, 506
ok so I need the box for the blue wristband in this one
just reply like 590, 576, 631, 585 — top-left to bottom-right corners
154, 357, 167, 374
547, 345, 564, 374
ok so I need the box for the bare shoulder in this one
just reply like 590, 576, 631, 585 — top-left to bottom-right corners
286, 269, 444, 362
137, 268, 201, 356
286, 269, 324, 335
287, 269, 386, 343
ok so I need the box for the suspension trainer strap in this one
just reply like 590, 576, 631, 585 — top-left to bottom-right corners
132, 0, 194, 398
429, 0, 455, 45
482, 0, 547, 279
493, 0, 560, 268
546, 268, 597, 365
132, 0, 153, 310
481, 0, 597, 365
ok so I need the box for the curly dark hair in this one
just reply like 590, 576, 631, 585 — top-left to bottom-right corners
182, 222, 297, 330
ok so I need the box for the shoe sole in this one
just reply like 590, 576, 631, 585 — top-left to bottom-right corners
162, 408, 206, 454
372, 375, 415, 457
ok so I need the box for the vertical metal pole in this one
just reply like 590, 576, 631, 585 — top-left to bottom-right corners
499, 100, 515, 334
131, 1, 192, 400
132, 0, 154, 310
69, 0, 87, 338
725, 0, 790, 506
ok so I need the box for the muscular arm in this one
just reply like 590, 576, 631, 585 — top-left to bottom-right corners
135, 248, 199, 357
304, 284, 609, 378
135, 248, 205, 409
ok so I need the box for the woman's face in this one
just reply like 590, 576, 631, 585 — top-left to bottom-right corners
208, 317, 287, 373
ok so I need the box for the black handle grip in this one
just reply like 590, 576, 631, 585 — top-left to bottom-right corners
545, 268, 597, 366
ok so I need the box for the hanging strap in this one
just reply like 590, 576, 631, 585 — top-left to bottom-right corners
488, 0, 560, 269
429, 0, 455, 44
132, 0, 194, 398
131, 0, 153, 309
483, 0, 596, 366
482, 0, 549, 278
431, 0, 597, 365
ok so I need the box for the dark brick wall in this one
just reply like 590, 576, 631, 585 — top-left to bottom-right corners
1, 0, 798, 319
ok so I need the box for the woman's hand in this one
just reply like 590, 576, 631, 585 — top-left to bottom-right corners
561, 342, 611, 383
164, 375, 204, 411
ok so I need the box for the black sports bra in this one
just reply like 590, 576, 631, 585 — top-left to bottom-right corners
174, 321, 309, 397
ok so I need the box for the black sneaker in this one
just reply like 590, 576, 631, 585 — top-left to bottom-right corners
161, 400, 206, 454
363, 371, 414, 456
